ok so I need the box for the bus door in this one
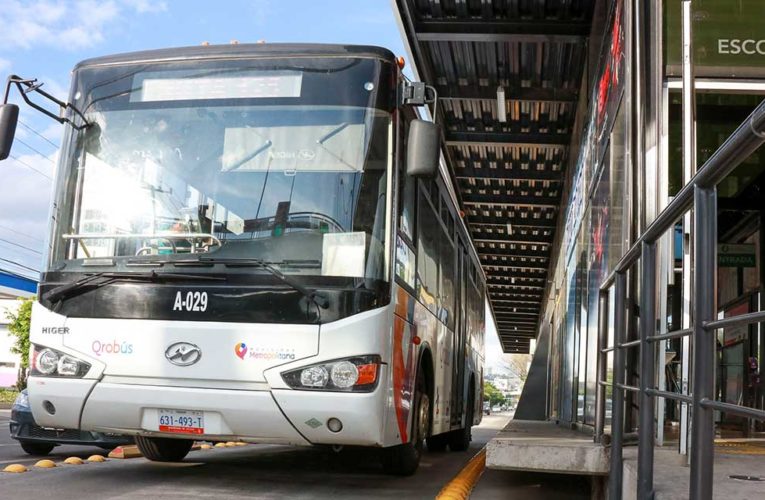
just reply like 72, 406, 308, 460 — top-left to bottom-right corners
451, 240, 469, 426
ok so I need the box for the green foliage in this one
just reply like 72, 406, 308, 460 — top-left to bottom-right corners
4, 296, 34, 390
0, 388, 20, 404
483, 381, 505, 406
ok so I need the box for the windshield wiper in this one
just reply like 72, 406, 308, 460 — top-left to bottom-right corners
43, 271, 225, 304
197, 257, 329, 309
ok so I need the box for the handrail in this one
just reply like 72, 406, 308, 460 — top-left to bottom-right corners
704, 311, 765, 331
647, 328, 693, 342
601, 98, 765, 292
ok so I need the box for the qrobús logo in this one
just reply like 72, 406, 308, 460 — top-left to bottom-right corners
235, 342, 296, 361
92, 340, 134, 356
235, 342, 248, 359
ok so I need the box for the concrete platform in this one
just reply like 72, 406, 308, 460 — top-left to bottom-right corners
486, 419, 610, 476
622, 446, 765, 500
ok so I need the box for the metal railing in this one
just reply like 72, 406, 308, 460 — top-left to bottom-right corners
592, 85, 765, 500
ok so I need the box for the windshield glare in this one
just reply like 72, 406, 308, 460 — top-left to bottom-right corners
51, 58, 392, 282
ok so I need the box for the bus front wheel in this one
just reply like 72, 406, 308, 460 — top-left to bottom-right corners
136, 436, 193, 462
381, 371, 429, 475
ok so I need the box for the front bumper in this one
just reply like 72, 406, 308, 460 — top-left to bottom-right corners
10, 409, 132, 447
29, 373, 388, 447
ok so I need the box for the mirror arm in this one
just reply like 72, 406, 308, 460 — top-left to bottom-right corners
4, 75, 91, 131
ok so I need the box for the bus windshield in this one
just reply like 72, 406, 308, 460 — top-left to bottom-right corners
50, 57, 393, 283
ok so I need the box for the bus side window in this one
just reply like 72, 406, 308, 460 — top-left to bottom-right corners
399, 167, 416, 241
398, 114, 416, 242
416, 185, 439, 315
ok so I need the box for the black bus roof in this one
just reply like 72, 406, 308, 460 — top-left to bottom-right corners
74, 43, 396, 70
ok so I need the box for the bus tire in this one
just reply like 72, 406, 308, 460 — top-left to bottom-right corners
426, 433, 449, 452
135, 436, 193, 462
381, 371, 429, 475
448, 390, 473, 452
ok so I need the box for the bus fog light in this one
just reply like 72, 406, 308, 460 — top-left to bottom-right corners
43, 400, 56, 415
330, 361, 358, 388
36, 349, 59, 375
327, 418, 343, 433
300, 366, 329, 387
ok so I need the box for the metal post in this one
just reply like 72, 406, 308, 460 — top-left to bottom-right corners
679, 0, 696, 458
689, 186, 716, 500
638, 243, 657, 499
595, 290, 610, 442
609, 273, 627, 500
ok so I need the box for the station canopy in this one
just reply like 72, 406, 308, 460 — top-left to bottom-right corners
394, 0, 597, 353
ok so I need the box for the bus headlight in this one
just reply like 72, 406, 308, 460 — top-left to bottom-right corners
31, 346, 91, 378
35, 349, 59, 375
330, 361, 358, 389
282, 355, 380, 392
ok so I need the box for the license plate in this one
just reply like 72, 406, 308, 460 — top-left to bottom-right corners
157, 409, 204, 435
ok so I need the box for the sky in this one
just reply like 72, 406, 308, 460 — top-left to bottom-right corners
0, 0, 515, 370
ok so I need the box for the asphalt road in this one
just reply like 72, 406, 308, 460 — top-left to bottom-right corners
0, 410, 590, 499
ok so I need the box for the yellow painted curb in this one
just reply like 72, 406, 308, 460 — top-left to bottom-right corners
436, 447, 487, 500
108, 445, 143, 459
87, 455, 106, 462
214, 442, 227, 448
63, 457, 84, 465
34, 459, 56, 468
3, 464, 28, 473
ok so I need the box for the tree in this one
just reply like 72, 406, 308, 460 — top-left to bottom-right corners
483, 381, 505, 407
500, 354, 530, 384
5, 296, 34, 390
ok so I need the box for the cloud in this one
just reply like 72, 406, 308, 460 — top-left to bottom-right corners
0, 58, 10, 72
121, 0, 167, 13
0, 0, 164, 51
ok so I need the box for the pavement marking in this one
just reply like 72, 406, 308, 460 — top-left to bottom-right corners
435, 447, 487, 500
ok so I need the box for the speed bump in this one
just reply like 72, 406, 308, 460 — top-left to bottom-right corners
214, 442, 227, 448
436, 447, 487, 500
234, 442, 247, 446
63, 457, 84, 465
108, 445, 143, 459
3, 464, 28, 473
200, 444, 213, 450
225, 441, 237, 447
34, 459, 56, 468
87, 455, 107, 462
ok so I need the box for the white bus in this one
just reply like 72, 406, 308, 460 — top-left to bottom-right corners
0, 43, 486, 475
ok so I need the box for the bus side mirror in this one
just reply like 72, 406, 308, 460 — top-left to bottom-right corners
407, 119, 440, 177
0, 103, 19, 161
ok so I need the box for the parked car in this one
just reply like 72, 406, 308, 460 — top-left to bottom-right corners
9, 389, 133, 456
483, 401, 491, 415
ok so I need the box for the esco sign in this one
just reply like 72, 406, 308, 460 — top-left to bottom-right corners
718, 39, 765, 56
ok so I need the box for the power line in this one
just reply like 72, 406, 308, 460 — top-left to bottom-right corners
8, 154, 52, 180
16, 138, 56, 165
18, 120, 59, 149
0, 223, 44, 243
0, 237, 42, 254
0, 257, 40, 274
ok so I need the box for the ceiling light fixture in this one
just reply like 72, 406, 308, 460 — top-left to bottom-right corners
496, 86, 507, 123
